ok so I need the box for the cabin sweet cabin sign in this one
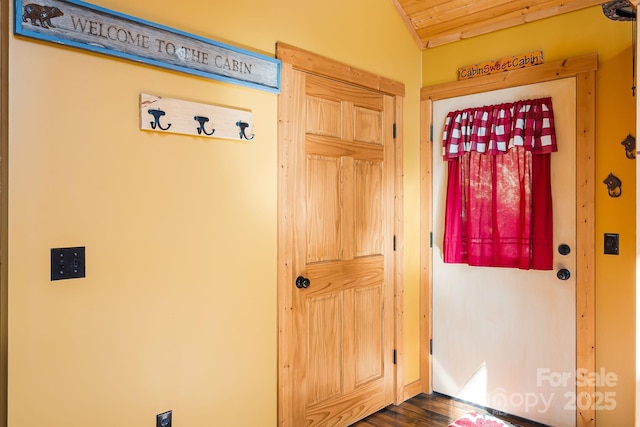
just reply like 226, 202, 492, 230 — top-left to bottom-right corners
14, 0, 281, 93
458, 50, 544, 80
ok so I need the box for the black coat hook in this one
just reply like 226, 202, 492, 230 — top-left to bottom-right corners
603, 172, 622, 198
236, 120, 255, 140
148, 109, 171, 131
621, 134, 636, 159
194, 116, 215, 136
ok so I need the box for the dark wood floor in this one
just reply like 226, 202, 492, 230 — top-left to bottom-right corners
351, 393, 550, 427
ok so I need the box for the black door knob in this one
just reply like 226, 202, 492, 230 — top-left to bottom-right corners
557, 268, 571, 281
295, 276, 311, 289
558, 244, 571, 255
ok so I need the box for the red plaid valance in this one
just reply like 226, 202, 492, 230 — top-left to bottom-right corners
442, 97, 557, 159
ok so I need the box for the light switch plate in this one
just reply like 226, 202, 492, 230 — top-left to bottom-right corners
604, 233, 619, 255
51, 247, 86, 280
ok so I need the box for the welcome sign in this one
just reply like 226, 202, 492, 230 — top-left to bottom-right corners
14, 0, 281, 93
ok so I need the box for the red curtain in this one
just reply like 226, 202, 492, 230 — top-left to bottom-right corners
442, 97, 556, 270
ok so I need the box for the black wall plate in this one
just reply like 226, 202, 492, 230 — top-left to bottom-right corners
156, 410, 172, 427
604, 233, 619, 255
51, 247, 86, 280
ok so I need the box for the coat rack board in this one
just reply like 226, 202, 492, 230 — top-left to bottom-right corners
140, 94, 254, 141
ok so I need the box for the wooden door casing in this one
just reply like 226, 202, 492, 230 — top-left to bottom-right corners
420, 54, 597, 427
277, 44, 405, 427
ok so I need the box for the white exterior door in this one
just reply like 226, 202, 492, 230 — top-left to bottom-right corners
431, 78, 577, 427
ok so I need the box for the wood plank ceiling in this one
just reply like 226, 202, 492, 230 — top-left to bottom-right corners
392, 0, 608, 49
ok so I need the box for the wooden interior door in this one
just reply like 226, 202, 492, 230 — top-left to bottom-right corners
278, 58, 397, 426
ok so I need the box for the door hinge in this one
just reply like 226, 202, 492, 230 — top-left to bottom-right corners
429, 123, 433, 143
393, 123, 397, 139
393, 349, 397, 365
430, 231, 433, 248
430, 339, 433, 355
393, 235, 396, 251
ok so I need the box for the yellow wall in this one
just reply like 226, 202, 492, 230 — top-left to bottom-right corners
423, 6, 636, 426
7, 0, 421, 426
9, 0, 635, 425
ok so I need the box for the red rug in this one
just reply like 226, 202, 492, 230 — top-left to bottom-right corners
448, 411, 513, 427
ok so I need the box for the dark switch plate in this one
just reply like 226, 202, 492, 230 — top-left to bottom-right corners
156, 410, 172, 427
604, 233, 619, 255
51, 247, 85, 280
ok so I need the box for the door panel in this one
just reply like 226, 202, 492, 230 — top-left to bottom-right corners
307, 294, 343, 406
307, 155, 341, 262
354, 285, 383, 385
355, 161, 383, 256
289, 71, 395, 426
353, 107, 383, 144
306, 96, 341, 137
432, 78, 576, 427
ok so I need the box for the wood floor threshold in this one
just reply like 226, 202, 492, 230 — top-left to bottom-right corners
351, 393, 551, 427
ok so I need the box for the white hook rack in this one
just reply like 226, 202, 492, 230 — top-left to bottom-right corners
140, 93, 254, 141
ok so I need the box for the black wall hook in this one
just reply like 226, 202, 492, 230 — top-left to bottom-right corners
603, 172, 622, 198
194, 116, 216, 136
148, 109, 171, 131
621, 134, 636, 159
236, 120, 255, 140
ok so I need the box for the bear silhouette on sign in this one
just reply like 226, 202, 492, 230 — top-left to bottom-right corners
22, 4, 64, 29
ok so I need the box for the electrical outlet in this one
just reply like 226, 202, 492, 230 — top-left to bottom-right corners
156, 410, 172, 427
50, 247, 86, 280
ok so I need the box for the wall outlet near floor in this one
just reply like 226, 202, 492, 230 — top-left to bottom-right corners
156, 410, 172, 427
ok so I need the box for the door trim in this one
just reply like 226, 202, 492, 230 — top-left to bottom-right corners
0, 0, 8, 425
420, 53, 597, 427
276, 43, 406, 426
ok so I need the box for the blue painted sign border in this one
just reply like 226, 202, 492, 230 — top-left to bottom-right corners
14, 0, 281, 93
